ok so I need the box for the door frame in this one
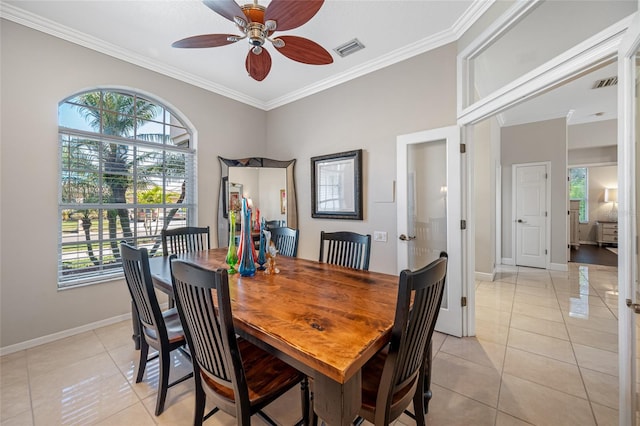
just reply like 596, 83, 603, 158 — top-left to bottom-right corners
511, 162, 551, 269
457, 2, 638, 422
617, 10, 639, 425
396, 125, 466, 337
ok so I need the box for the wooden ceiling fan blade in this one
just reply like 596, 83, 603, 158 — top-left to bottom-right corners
245, 48, 272, 81
265, 0, 324, 31
172, 34, 238, 48
203, 0, 244, 23
275, 36, 333, 65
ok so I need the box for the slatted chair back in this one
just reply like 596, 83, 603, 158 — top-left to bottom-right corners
162, 226, 210, 255
170, 260, 242, 410
269, 227, 299, 257
121, 242, 192, 416
170, 258, 307, 425
319, 231, 371, 270
120, 242, 166, 345
361, 252, 448, 425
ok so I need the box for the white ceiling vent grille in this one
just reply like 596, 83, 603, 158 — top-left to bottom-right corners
592, 76, 618, 89
334, 38, 365, 58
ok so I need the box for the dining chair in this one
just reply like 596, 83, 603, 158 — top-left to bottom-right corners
355, 252, 448, 426
161, 226, 211, 255
265, 219, 283, 230
119, 242, 193, 416
169, 257, 310, 426
319, 231, 371, 270
269, 226, 299, 257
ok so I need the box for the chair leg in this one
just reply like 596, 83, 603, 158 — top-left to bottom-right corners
194, 383, 206, 426
155, 349, 171, 416
423, 342, 433, 414
413, 381, 427, 426
136, 338, 149, 383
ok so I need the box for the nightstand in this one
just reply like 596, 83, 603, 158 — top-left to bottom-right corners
596, 221, 618, 247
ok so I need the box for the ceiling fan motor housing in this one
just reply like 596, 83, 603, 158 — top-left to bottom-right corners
247, 23, 266, 47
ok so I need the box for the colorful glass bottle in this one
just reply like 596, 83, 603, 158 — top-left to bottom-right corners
225, 210, 238, 274
238, 198, 256, 277
257, 218, 267, 270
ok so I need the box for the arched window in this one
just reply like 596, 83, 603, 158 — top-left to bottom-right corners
58, 89, 195, 288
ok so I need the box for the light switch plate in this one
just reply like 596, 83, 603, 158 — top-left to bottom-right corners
373, 231, 387, 242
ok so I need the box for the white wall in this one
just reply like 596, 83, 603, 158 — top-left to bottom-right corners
501, 118, 568, 266
265, 43, 458, 274
0, 20, 267, 349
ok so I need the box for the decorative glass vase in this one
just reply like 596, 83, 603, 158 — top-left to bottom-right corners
226, 210, 238, 274
238, 198, 256, 277
257, 218, 267, 270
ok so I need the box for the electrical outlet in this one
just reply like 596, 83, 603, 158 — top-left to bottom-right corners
373, 231, 387, 242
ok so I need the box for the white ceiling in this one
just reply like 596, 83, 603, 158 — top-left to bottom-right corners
1, 0, 481, 109
0, 0, 625, 126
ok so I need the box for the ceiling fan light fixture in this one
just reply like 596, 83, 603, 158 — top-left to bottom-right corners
233, 16, 248, 29
175, 0, 333, 82
265, 20, 277, 31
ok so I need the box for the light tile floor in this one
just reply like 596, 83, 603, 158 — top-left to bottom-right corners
0, 263, 622, 425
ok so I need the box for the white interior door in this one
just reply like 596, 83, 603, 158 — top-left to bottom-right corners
513, 163, 548, 269
397, 126, 463, 337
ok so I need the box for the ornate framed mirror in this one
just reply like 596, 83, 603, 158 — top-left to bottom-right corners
217, 157, 297, 247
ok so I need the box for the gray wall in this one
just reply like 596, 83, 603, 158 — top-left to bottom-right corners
501, 118, 568, 266
473, 116, 500, 276
1, 20, 458, 349
0, 20, 267, 348
265, 43, 458, 275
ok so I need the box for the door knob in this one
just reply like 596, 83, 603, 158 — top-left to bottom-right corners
517, 219, 525, 223
399, 234, 416, 241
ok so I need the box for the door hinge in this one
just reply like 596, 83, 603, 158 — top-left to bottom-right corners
545, 173, 548, 179
460, 143, 466, 154
461, 296, 467, 307
545, 211, 548, 217
460, 220, 467, 230
545, 249, 548, 255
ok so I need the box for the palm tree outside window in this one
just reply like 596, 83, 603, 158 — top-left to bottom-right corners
58, 89, 195, 288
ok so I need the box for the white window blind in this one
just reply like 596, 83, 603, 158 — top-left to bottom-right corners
58, 90, 195, 288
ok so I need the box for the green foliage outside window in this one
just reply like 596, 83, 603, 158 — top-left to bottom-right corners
569, 167, 588, 223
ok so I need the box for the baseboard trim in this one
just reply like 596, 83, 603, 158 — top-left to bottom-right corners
501, 258, 514, 266
475, 271, 496, 282
0, 313, 131, 356
549, 262, 569, 272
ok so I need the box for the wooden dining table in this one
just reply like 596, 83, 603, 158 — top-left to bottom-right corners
147, 248, 399, 426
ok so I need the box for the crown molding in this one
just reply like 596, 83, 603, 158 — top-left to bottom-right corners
452, 0, 495, 38
1, 1, 479, 111
265, 28, 458, 110
0, 2, 269, 109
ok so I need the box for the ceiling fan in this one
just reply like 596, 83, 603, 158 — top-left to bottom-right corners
172, 0, 334, 81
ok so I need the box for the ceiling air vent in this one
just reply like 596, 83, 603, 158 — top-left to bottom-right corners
592, 76, 618, 89
334, 38, 365, 58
